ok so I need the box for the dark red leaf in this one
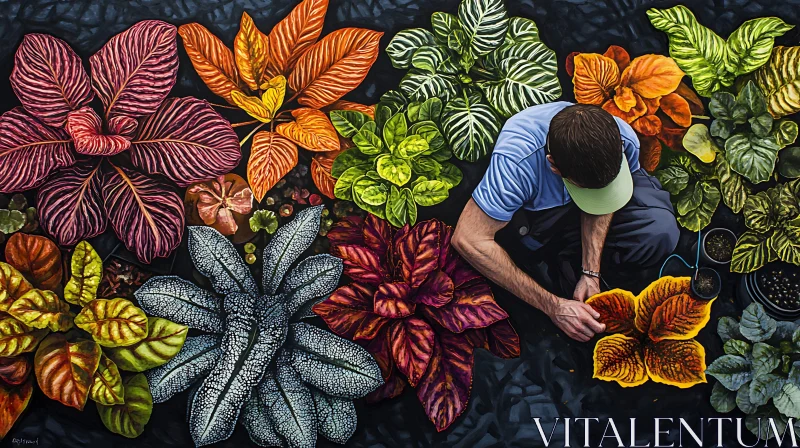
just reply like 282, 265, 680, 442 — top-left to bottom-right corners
102, 164, 184, 263
565, 51, 580, 77
389, 317, 434, 387
65, 107, 131, 156
335, 244, 387, 286
327, 216, 365, 252
443, 255, 483, 289
363, 330, 392, 379
486, 320, 521, 358
313, 284, 388, 341
0, 356, 31, 386
37, 160, 107, 247
416, 270, 455, 308
463, 329, 487, 349
363, 214, 393, 262
89, 20, 178, 120
366, 369, 406, 403
416, 330, 474, 431
0, 107, 74, 193
398, 220, 442, 288
11, 33, 93, 127
422, 281, 508, 333
130, 97, 241, 186
374, 282, 414, 318
4, 233, 63, 291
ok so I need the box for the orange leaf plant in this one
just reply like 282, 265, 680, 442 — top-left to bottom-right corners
586, 276, 714, 388
566, 46, 704, 171
178, 0, 381, 201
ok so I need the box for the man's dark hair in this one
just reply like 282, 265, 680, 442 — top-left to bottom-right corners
547, 104, 623, 189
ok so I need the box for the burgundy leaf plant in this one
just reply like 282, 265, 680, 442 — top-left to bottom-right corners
0, 21, 241, 263
313, 215, 520, 431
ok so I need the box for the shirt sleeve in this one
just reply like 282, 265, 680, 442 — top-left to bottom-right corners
614, 116, 641, 172
472, 154, 536, 222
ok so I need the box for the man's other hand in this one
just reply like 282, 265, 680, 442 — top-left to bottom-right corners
549, 299, 605, 342
573, 275, 601, 302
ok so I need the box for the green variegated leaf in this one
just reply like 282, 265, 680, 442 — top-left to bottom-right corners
655, 166, 690, 195
718, 317, 743, 343
737, 382, 758, 413
334, 167, 367, 201
64, 241, 102, 306
145, 334, 221, 404
732, 231, 775, 273
724, 339, 752, 357
361, 185, 388, 206
259, 358, 317, 448
726, 17, 793, 75
332, 148, 373, 178
715, 155, 749, 213
386, 28, 435, 69
774, 119, 799, 147
771, 225, 800, 266
504, 17, 539, 45
410, 121, 446, 152
383, 112, 408, 148
380, 90, 409, 112
0, 210, 25, 234
418, 98, 443, 122
376, 155, 412, 186
775, 383, 800, 419
313, 389, 357, 444
134, 276, 222, 334
441, 92, 501, 162
749, 373, 785, 405
104, 317, 188, 372
8, 289, 72, 332
411, 45, 459, 75
89, 353, 124, 406
725, 133, 781, 184
706, 355, 752, 391
0, 313, 46, 357
736, 81, 768, 117
754, 46, 800, 118
458, 0, 508, 56
353, 128, 384, 155
750, 114, 774, 138
709, 91, 745, 123
412, 180, 449, 206
412, 157, 442, 178
74, 299, 148, 347
740, 303, 777, 342
263, 206, 323, 295
351, 176, 387, 219
399, 69, 460, 102
282, 254, 343, 318
96, 373, 152, 438
431, 12, 462, 45
397, 135, 429, 159
330, 110, 371, 138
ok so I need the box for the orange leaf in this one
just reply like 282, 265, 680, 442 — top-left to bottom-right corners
288, 28, 383, 109
638, 135, 662, 173
613, 87, 639, 112
658, 125, 688, 151
631, 115, 662, 136
643, 97, 661, 115
323, 100, 375, 119
649, 295, 715, 342
659, 92, 692, 128
603, 45, 631, 71
620, 55, 684, 99
593, 334, 648, 387
586, 289, 636, 335
312, 151, 340, 199
178, 24, 242, 105
0, 376, 32, 438
564, 51, 580, 78
234, 12, 271, 91
644, 339, 707, 388
602, 96, 646, 124
572, 53, 620, 105
0, 263, 33, 311
634, 276, 691, 335
269, 0, 329, 74
276, 108, 340, 151
34, 333, 101, 410
4, 233, 62, 291
675, 82, 704, 115
247, 131, 299, 202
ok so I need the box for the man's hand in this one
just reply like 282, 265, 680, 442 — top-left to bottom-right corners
573, 275, 601, 302
549, 299, 606, 342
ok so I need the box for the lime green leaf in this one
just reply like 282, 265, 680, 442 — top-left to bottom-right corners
353, 128, 384, 155
64, 241, 103, 307
411, 157, 442, 177
249, 210, 279, 234
774, 119, 799, 147
97, 373, 153, 438
383, 113, 408, 149
351, 176, 387, 219
676, 181, 720, 232
334, 166, 367, 201
732, 231, 775, 273
412, 180, 449, 206
715, 155, 749, 213
397, 135, 429, 159
385, 186, 417, 227
726, 17, 793, 75
440, 162, 463, 188
376, 155, 412, 186
89, 353, 125, 406
360, 184, 389, 207
8, 289, 72, 332
331, 148, 373, 178
104, 317, 188, 372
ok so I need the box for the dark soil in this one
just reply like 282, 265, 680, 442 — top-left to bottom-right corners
705, 232, 734, 262
693, 270, 718, 298
758, 267, 800, 310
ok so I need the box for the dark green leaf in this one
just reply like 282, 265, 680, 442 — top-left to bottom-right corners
706, 354, 752, 391
330, 110, 371, 138
711, 381, 737, 413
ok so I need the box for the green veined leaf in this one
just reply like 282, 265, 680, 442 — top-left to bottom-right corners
440, 162, 463, 188
104, 317, 188, 372
352, 176, 387, 219
329, 110, 371, 138
418, 98, 443, 122
8, 289, 72, 332
715, 155, 749, 213
0, 210, 25, 234
412, 180, 449, 206
441, 92, 501, 162
655, 166, 690, 196
458, 0, 509, 56
751, 342, 781, 377
735, 81, 768, 117
352, 129, 384, 155
97, 373, 152, 438
410, 121, 446, 152
743, 190, 778, 233
504, 17, 540, 45
333, 167, 367, 201
676, 181, 720, 232
412, 157, 442, 178
360, 184, 389, 206
754, 46, 800, 118
331, 148, 373, 178
397, 135, 429, 159
89, 353, 124, 406
750, 114, 774, 138
771, 225, 800, 266
383, 112, 408, 149
431, 12, 462, 45
380, 90, 409, 112
411, 45, 460, 75
386, 186, 417, 227
709, 91, 747, 124
386, 28, 435, 69
705, 354, 752, 391
725, 17, 793, 75
376, 155, 412, 186
399, 69, 460, 103
731, 231, 775, 273
749, 373, 785, 406
725, 133, 781, 184
774, 119, 799, 147
646, 5, 730, 97
74, 298, 148, 347
64, 241, 102, 307
710, 381, 736, 413
0, 313, 46, 357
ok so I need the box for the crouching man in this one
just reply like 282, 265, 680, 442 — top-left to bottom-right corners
452, 103, 679, 342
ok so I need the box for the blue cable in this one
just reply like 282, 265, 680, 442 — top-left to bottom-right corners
658, 230, 702, 278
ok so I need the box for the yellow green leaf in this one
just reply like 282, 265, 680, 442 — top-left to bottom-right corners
682, 124, 718, 163
104, 317, 188, 372
97, 373, 153, 438
0, 262, 33, 312
74, 299, 148, 348
64, 241, 103, 307
260, 74, 287, 117
0, 312, 47, 357
89, 353, 125, 406
231, 90, 272, 122
8, 289, 72, 332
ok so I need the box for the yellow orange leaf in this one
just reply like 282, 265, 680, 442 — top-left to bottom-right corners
620, 54, 684, 99
613, 87, 639, 112
248, 132, 299, 202
644, 339, 707, 388
602, 96, 646, 124
643, 97, 661, 115
34, 333, 101, 410
659, 92, 692, 128
75, 298, 149, 347
234, 12, 271, 91
8, 289, 72, 332
178, 23, 242, 105
593, 334, 648, 387
603, 45, 631, 71
638, 135, 662, 173
675, 82, 704, 115
231, 90, 272, 122
0, 262, 32, 312
631, 115, 662, 136
634, 276, 691, 335
288, 28, 383, 109
572, 53, 620, 105
649, 295, 715, 342
260, 75, 287, 116
0, 312, 47, 357
269, 0, 329, 74
586, 289, 636, 335
323, 100, 375, 119
276, 108, 340, 151
311, 152, 340, 199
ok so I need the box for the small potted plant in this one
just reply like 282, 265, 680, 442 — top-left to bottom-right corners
692, 267, 721, 300
738, 262, 800, 320
701, 228, 737, 265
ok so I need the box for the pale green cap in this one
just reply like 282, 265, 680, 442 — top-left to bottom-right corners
563, 157, 633, 215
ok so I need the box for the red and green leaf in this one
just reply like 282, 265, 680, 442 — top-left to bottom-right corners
389, 317, 435, 387
398, 219, 442, 288
4, 233, 63, 291
422, 281, 507, 333
34, 333, 101, 410
313, 284, 388, 340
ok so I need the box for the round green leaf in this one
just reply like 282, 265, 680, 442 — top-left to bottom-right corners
774, 119, 799, 147
97, 373, 153, 438
736, 81, 769, 117
397, 135, 429, 159
352, 176, 387, 219
654, 166, 689, 195
740, 302, 778, 342
779, 147, 800, 179
333, 167, 367, 201
412, 180, 449, 206
749, 373, 784, 405
331, 148, 372, 178
360, 185, 388, 206
418, 98, 444, 122
682, 124, 718, 163
376, 155, 412, 186
775, 383, 800, 419
103, 317, 188, 372
0, 210, 25, 235
411, 157, 442, 177
725, 133, 781, 184
383, 112, 408, 149
710, 381, 736, 413
675, 181, 720, 232
329, 110, 371, 138
706, 354, 752, 391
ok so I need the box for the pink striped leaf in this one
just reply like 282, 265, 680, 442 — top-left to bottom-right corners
130, 97, 241, 186
416, 330, 474, 431
415, 270, 454, 308
398, 219, 442, 288
102, 164, 184, 263
107, 115, 138, 137
313, 284, 389, 341
388, 317, 434, 387
422, 281, 508, 333
10, 33, 93, 127
65, 107, 130, 156
37, 160, 106, 247
0, 107, 74, 193
374, 282, 414, 318
89, 20, 178, 120
334, 244, 387, 286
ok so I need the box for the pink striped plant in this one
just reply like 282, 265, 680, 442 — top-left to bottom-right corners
0, 20, 241, 263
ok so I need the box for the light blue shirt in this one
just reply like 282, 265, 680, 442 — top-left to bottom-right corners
472, 101, 641, 222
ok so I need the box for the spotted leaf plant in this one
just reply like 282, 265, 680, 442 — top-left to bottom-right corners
134, 206, 383, 447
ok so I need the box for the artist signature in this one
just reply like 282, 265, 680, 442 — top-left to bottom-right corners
11, 438, 38, 446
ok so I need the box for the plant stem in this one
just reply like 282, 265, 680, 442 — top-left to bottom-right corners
232, 120, 260, 128
209, 102, 240, 110
240, 122, 269, 147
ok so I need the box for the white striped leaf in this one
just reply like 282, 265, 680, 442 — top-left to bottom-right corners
411, 45, 460, 75
458, 0, 509, 56
386, 28, 435, 69
312, 389, 357, 444
262, 206, 323, 295
431, 12, 462, 45
504, 17, 540, 45
441, 92, 501, 161
188, 226, 258, 297
399, 69, 460, 102
281, 254, 343, 318
145, 334, 222, 403
135, 276, 223, 333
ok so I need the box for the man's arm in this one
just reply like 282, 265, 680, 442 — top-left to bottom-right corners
452, 199, 605, 342
573, 212, 613, 302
